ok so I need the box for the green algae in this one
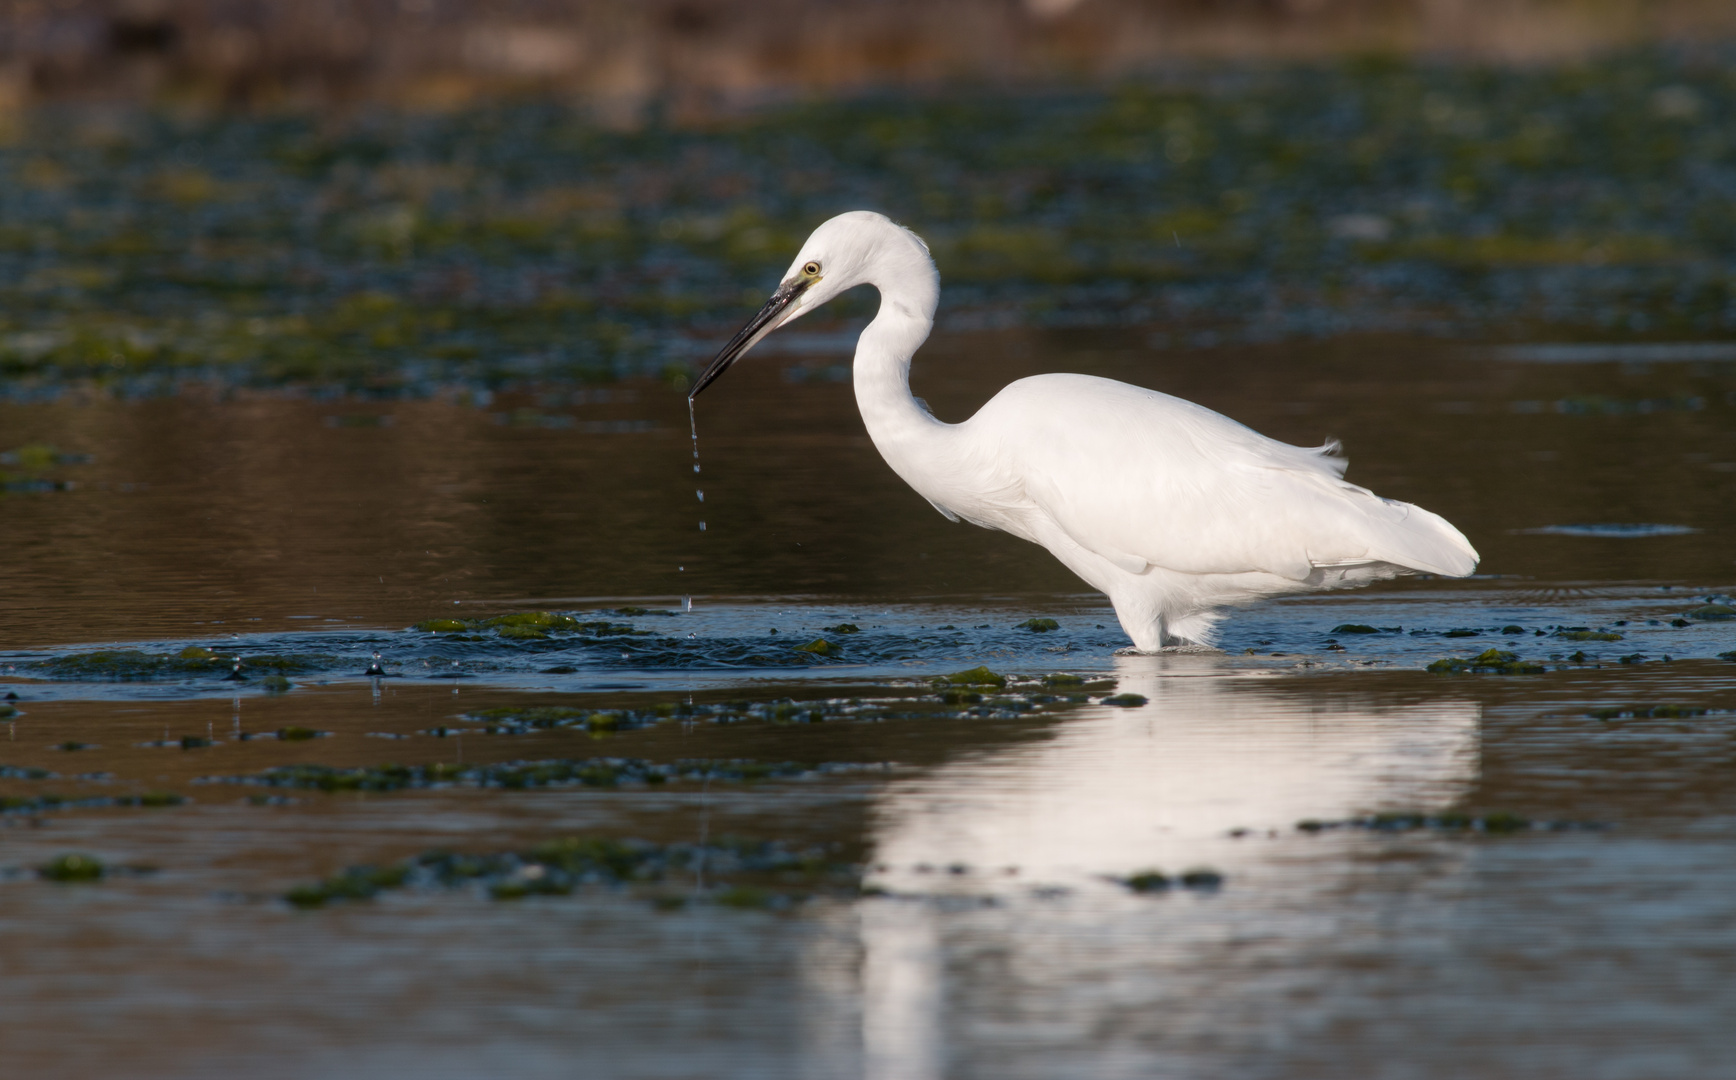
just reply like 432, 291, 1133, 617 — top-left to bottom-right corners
1480, 812, 1531, 835
1587, 704, 1711, 720
2, 50, 1732, 399
1179, 869, 1224, 889
38, 854, 104, 883
1331, 624, 1381, 634
456, 694, 1019, 735
938, 666, 1007, 688
464, 706, 591, 730
1122, 871, 1170, 893
1101, 693, 1149, 707
485, 612, 577, 631
286, 864, 411, 908
713, 886, 780, 910
1554, 630, 1624, 642
1042, 673, 1084, 687
275, 727, 322, 742
1685, 605, 1736, 621
0, 791, 183, 815
822, 624, 860, 634
1427, 649, 1546, 675
1120, 868, 1222, 893
284, 834, 861, 910
413, 619, 468, 633
260, 675, 292, 694
207, 757, 826, 795
1296, 811, 1586, 834
794, 638, 837, 656
1019, 618, 1061, 633
412, 611, 647, 639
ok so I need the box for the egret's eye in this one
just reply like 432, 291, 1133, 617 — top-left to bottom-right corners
802, 261, 821, 277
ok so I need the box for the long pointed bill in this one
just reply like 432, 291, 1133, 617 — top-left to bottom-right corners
689, 278, 808, 399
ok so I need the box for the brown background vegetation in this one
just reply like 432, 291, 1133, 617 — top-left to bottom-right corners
1, 0, 1734, 114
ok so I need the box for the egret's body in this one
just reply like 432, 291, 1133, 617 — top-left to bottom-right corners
692, 211, 1477, 651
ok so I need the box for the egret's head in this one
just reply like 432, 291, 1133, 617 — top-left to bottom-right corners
688, 211, 933, 399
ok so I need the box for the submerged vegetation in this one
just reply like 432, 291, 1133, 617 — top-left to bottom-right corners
1119, 868, 1224, 893
4, 49, 1736, 399
283, 835, 863, 911
1428, 648, 1547, 674
0, 791, 185, 815
411, 612, 649, 639
32, 649, 337, 681
1294, 811, 1603, 834
203, 757, 858, 794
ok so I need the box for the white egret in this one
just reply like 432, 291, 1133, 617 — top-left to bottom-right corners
691, 211, 1478, 651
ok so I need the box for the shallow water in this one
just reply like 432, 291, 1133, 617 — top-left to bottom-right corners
3, 322, 1736, 1075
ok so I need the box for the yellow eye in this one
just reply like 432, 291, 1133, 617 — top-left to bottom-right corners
802, 261, 821, 277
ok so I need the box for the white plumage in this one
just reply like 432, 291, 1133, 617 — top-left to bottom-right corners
691, 210, 1478, 651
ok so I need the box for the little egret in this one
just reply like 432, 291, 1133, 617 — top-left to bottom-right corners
690, 211, 1478, 651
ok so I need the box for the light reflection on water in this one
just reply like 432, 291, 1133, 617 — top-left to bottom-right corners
851, 659, 1479, 1080
866, 656, 1480, 894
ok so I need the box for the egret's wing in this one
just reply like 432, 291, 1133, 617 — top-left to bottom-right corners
974, 374, 1477, 579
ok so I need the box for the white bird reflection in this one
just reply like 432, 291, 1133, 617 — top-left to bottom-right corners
831, 655, 1481, 1079
870, 654, 1479, 892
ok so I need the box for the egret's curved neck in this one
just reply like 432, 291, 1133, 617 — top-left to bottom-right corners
852, 253, 947, 482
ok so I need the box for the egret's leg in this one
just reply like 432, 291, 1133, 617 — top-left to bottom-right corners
1111, 603, 1167, 654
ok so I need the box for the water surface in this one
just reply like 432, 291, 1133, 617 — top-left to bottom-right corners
3, 325, 1735, 1076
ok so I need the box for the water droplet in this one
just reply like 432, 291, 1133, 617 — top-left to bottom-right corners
696, 490, 704, 502
699, 522, 706, 531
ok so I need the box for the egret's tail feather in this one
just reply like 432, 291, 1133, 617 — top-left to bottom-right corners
1360, 500, 1479, 577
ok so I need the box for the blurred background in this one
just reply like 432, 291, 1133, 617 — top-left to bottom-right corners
0, 0, 1734, 388
4, 1, 1736, 109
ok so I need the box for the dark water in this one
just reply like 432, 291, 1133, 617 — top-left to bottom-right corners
3, 327, 1736, 1077
4, 328, 1734, 646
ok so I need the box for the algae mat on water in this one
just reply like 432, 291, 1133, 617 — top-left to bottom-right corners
4, 51, 1736, 397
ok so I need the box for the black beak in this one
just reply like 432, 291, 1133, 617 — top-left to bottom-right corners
689, 278, 807, 400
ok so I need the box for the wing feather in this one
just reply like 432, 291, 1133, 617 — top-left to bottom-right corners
967, 374, 1477, 579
